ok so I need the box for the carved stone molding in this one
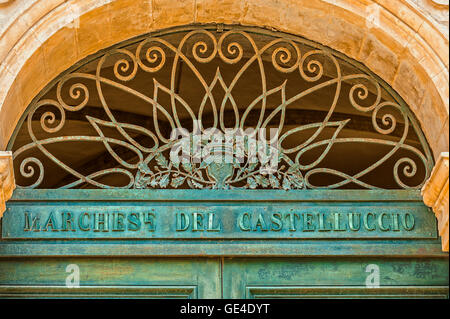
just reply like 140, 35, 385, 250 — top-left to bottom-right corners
422, 152, 449, 252
0, 151, 15, 218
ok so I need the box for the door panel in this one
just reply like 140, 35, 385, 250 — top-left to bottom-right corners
0, 257, 221, 298
222, 258, 449, 299
1, 257, 448, 298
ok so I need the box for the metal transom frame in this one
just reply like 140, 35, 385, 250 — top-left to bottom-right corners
8, 25, 433, 190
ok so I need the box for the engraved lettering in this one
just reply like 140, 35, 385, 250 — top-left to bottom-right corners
402, 213, 415, 231
176, 213, 190, 231
238, 213, 251, 231
112, 212, 125, 232
144, 212, 156, 232
43, 212, 59, 232
61, 212, 75, 232
348, 213, 361, 231
10, 206, 426, 239
270, 213, 283, 231
302, 213, 315, 232
193, 213, 204, 232
94, 212, 109, 232
391, 213, 400, 231
207, 213, 221, 232
253, 213, 268, 232
378, 213, 390, 231
318, 213, 332, 232
333, 212, 346, 231
23, 212, 41, 232
79, 212, 90, 231
127, 213, 141, 231
363, 212, 376, 231
286, 213, 300, 232
23, 212, 31, 231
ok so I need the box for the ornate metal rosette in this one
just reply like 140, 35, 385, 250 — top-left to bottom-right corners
9, 25, 433, 190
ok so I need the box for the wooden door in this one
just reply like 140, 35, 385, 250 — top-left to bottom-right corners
222, 257, 449, 299
1, 257, 448, 298
0, 257, 221, 298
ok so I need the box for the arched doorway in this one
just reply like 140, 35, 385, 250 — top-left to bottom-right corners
0, 25, 447, 298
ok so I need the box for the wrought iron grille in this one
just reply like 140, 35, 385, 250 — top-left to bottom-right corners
9, 26, 433, 190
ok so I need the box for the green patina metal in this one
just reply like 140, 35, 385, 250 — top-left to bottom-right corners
0, 190, 440, 240
0, 25, 447, 299
0, 189, 448, 298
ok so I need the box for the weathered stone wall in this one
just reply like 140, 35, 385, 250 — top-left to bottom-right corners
423, 152, 449, 251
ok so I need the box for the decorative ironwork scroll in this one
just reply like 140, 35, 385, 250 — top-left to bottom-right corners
9, 26, 433, 190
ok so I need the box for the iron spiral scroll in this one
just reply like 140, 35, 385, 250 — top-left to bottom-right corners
10, 26, 433, 190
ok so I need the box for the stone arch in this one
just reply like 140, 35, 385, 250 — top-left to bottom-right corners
0, 0, 448, 249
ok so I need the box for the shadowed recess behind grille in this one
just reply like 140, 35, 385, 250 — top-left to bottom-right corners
8, 26, 433, 190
